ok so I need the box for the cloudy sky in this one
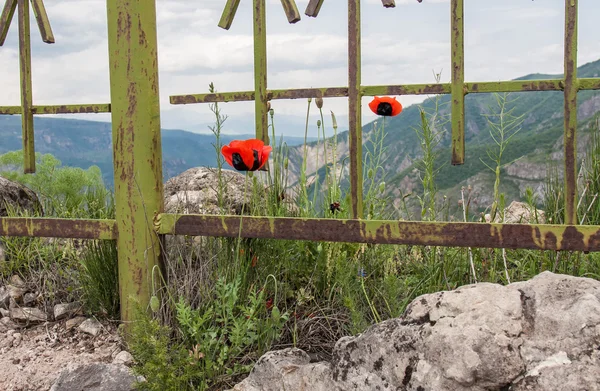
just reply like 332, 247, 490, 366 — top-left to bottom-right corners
0, 0, 599, 137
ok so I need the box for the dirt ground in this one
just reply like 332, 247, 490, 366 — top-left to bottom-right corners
0, 319, 124, 391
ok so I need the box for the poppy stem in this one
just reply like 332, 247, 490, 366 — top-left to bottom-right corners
235, 172, 250, 265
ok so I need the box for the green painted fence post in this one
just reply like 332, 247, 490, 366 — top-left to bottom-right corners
106, 0, 165, 327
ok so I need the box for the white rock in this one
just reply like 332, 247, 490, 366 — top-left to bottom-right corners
113, 351, 134, 366
78, 318, 103, 337
53, 302, 81, 320
10, 307, 47, 323
227, 272, 600, 391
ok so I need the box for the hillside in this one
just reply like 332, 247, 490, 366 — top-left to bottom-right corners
286, 58, 600, 217
0, 116, 313, 186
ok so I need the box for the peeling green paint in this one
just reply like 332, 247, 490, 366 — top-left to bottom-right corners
107, 0, 164, 326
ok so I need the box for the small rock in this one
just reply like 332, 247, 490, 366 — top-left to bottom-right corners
0, 242, 5, 262
23, 292, 37, 306
113, 351, 134, 366
0, 316, 19, 331
12, 332, 22, 347
54, 302, 81, 321
9, 275, 26, 288
0, 286, 9, 309
6, 284, 26, 303
65, 316, 86, 330
0, 307, 9, 317
50, 363, 140, 391
10, 307, 48, 323
78, 318, 103, 336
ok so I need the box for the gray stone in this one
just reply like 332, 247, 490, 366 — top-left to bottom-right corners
23, 292, 37, 306
0, 316, 20, 330
66, 316, 87, 330
6, 284, 26, 303
113, 351, 134, 366
10, 307, 47, 323
54, 302, 81, 320
0, 286, 9, 309
0, 308, 9, 317
50, 363, 140, 391
9, 274, 26, 287
0, 241, 5, 263
228, 272, 600, 391
164, 167, 257, 215
79, 318, 103, 336
0, 176, 43, 217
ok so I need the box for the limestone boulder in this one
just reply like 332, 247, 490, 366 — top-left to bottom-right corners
164, 167, 254, 215
228, 272, 600, 391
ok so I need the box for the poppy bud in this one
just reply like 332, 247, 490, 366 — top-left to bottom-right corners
379, 182, 385, 193
317, 120, 321, 128
315, 97, 324, 109
368, 168, 374, 179
266, 101, 271, 111
331, 111, 338, 130
317, 244, 323, 253
269, 108, 274, 116
150, 295, 160, 312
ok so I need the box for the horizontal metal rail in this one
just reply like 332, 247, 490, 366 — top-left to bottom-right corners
0, 217, 117, 239
154, 213, 600, 252
0, 103, 111, 115
169, 78, 600, 105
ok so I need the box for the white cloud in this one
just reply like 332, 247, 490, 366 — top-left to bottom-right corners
0, 0, 598, 135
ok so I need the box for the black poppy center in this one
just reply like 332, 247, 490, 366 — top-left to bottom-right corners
376, 102, 393, 116
232, 150, 261, 171
250, 149, 260, 171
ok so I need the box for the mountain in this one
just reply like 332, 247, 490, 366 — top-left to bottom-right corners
0, 116, 314, 187
285, 59, 600, 217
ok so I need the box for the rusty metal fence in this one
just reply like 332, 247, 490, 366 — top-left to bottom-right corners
1, 0, 599, 323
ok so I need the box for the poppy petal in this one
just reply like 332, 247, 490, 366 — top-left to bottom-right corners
368, 97, 381, 115
221, 145, 235, 167
257, 145, 273, 170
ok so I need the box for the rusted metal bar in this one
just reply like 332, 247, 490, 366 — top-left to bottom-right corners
563, 0, 578, 225
0, 0, 16, 45
0, 104, 112, 114
18, 0, 35, 173
348, 0, 363, 219
170, 87, 349, 105
578, 78, 600, 90
170, 77, 600, 106
280, 0, 301, 23
0, 217, 117, 239
253, 0, 269, 144
381, 0, 395, 8
363, 83, 451, 96
465, 80, 564, 93
155, 213, 600, 252
305, 0, 324, 17
29, 0, 54, 43
107, 0, 165, 326
218, 0, 241, 30
450, 0, 465, 165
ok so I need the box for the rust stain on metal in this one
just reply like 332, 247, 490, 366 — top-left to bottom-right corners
347, 0, 363, 219
165, 214, 600, 252
563, 0, 578, 225
0, 217, 117, 239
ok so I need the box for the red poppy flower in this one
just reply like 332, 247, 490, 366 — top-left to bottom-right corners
221, 139, 272, 171
369, 96, 402, 117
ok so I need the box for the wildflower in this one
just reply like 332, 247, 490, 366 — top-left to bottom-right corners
266, 298, 274, 310
221, 139, 272, 171
368, 96, 402, 117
